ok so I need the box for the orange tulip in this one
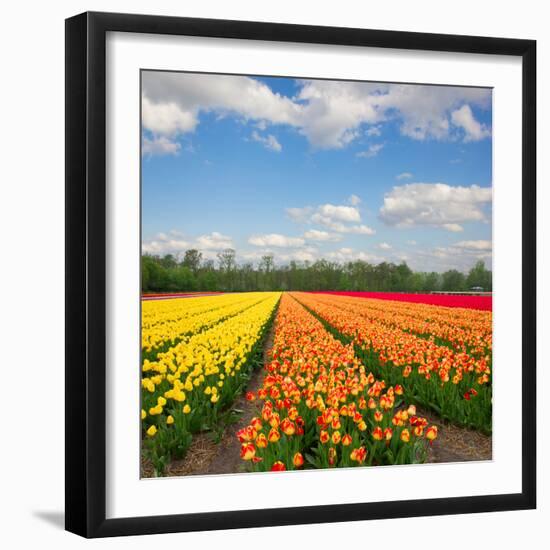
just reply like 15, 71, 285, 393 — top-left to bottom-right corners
400, 429, 410, 443
426, 425, 438, 443
250, 417, 262, 432
240, 443, 256, 461
268, 428, 281, 443
341, 434, 352, 446
372, 426, 383, 441
293, 452, 305, 467
350, 446, 367, 463
280, 418, 296, 436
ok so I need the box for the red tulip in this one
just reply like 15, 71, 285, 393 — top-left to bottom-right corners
271, 461, 286, 472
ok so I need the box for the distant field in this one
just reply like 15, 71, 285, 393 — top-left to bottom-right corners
312, 291, 492, 311
142, 291, 224, 301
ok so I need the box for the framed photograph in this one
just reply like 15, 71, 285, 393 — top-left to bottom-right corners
65, 11, 536, 538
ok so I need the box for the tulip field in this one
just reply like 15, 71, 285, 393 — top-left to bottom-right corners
141, 290, 492, 476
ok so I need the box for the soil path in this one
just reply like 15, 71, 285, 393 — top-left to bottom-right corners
422, 408, 492, 463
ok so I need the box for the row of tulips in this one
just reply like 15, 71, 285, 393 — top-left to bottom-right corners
293, 292, 492, 433
238, 294, 436, 473
314, 291, 492, 311
315, 293, 492, 357
142, 292, 270, 354
141, 292, 281, 475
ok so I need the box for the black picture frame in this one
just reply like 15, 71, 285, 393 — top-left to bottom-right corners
65, 11, 536, 538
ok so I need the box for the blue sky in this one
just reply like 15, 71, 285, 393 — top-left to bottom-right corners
141, 72, 492, 273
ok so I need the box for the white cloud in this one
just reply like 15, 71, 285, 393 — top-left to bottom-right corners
287, 202, 375, 235
406, 240, 417, 246
378, 242, 392, 250
375, 85, 491, 142
366, 125, 382, 137
303, 229, 342, 242
396, 172, 413, 180
348, 194, 361, 206
142, 230, 233, 256
451, 104, 491, 142
335, 224, 376, 235
408, 241, 493, 273
442, 223, 464, 233
356, 143, 384, 158
251, 130, 282, 152
142, 73, 492, 151
454, 240, 492, 251
379, 182, 492, 231
142, 135, 181, 156
142, 232, 190, 256
310, 215, 375, 235
195, 232, 233, 250
325, 247, 382, 263
286, 206, 314, 223
316, 204, 361, 222
248, 233, 306, 248
142, 96, 198, 136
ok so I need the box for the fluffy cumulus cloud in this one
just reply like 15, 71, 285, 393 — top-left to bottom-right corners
248, 233, 306, 248
142, 231, 190, 256
379, 183, 492, 232
348, 194, 361, 206
250, 130, 282, 152
315, 204, 360, 222
195, 232, 233, 250
378, 242, 392, 250
142, 135, 181, 156
303, 229, 342, 242
141, 72, 492, 154
143, 230, 234, 257
451, 105, 492, 142
286, 201, 375, 235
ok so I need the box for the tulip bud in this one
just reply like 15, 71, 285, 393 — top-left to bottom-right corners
293, 453, 305, 468
342, 434, 352, 446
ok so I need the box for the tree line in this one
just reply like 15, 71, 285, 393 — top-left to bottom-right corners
142, 248, 492, 293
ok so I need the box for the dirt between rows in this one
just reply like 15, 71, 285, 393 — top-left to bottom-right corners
142, 318, 491, 478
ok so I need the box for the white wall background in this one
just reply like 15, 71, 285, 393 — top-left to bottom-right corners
0, 1, 546, 547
